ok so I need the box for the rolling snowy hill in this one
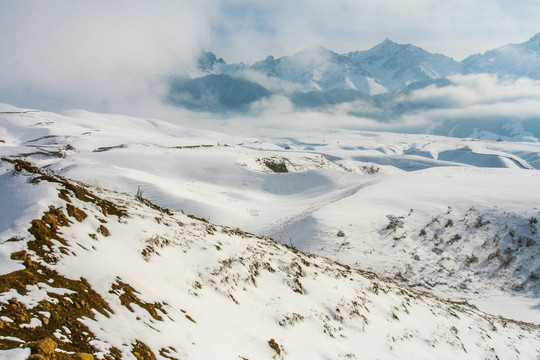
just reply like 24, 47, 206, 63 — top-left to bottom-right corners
1, 105, 539, 359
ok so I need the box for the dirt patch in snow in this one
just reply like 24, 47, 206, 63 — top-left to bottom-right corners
109, 278, 167, 321
259, 157, 289, 173
0, 249, 112, 356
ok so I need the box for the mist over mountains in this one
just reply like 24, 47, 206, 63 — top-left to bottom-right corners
168, 33, 540, 140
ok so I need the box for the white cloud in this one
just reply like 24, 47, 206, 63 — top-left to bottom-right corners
398, 74, 540, 111
236, 70, 303, 94
390, 74, 540, 138
235, 74, 540, 137
0, 1, 211, 113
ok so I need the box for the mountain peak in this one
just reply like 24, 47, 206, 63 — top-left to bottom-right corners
295, 44, 335, 58
373, 38, 424, 53
376, 38, 402, 48
197, 51, 226, 72
528, 32, 540, 47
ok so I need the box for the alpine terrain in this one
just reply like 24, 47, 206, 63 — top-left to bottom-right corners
0, 103, 539, 359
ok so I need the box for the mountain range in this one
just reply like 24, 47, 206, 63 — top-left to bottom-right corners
168, 33, 540, 113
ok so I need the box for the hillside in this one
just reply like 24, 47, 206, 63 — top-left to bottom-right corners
0, 105, 539, 359
0, 158, 538, 359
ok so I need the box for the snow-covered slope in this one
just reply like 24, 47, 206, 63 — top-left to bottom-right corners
1, 154, 539, 360
460, 32, 540, 79
1, 105, 539, 359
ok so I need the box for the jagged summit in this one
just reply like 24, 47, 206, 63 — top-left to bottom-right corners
529, 32, 540, 42
197, 51, 226, 73
525, 32, 540, 50
368, 38, 406, 50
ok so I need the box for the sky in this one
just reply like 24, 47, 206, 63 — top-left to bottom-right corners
0, 0, 539, 115
209, 0, 540, 63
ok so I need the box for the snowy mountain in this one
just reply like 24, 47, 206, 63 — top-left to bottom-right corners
192, 40, 459, 97
1, 105, 539, 359
192, 51, 245, 77
250, 45, 386, 94
460, 32, 540, 79
347, 39, 459, 91
170, 33, 540, 135
197, 51, 227, 73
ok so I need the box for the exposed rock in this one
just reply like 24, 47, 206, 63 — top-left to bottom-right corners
10, 250, 28, 261
131, 340, 156, 360
66, 204, 87, 222
27, 354, 46, 360
97, 225, 110, 237
73, 353, 94, 360
29, 337, 57, 356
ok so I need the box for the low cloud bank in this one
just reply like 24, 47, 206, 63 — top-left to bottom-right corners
228, 74, 540, 140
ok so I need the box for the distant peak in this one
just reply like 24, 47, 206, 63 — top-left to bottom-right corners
368, 38, 428, 54
197, 51, 226, 72
529, 32, 540, 42
294, 45, 336, 61
371, 38, 402, 50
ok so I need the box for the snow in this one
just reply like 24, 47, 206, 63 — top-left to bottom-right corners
0, 163, 61, 275
0, 105, 539, 359
468, 294, 540, 324
0, 348, 29, 360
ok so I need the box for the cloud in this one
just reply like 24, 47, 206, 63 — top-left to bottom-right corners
247, 95, 295, 116
0, 1, 211, 113
236, 70, 303, 95
389, 74, 540, 138
397, 74, 540, 115
401, 74, 540, 106
230, 73, 540, 138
